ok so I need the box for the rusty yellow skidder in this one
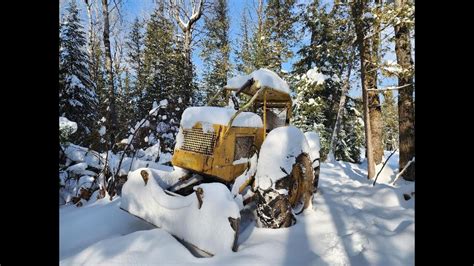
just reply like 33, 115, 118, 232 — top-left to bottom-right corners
120, 68, 321, 256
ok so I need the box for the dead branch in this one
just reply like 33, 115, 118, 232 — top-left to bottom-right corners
390, 157, 415, 185
372, 149, 397, 186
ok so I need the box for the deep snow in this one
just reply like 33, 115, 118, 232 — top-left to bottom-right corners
60, 150, 414, 265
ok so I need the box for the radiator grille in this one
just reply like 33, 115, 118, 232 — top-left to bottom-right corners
181, 128, 216, 155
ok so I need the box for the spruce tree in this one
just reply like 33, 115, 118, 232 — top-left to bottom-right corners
263, 0, 297, 75
125, 18, 145, 122
235, 5, 254, 74
335, 98, 364, 163
200, 0, 230, 103
59, 0, 98, 147
292, 0, 363, 162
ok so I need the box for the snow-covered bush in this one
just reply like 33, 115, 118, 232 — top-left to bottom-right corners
59, 116, 78, 144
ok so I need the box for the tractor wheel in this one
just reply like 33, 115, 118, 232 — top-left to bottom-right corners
255, 153, 315, 228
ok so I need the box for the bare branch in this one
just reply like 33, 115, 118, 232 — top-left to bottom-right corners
170, 0, 188, 31
188, 0, 203, 29
373, 149, 398, 186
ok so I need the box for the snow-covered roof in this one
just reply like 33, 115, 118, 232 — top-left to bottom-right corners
225, 68, 290, 94
181, 106, 263, 129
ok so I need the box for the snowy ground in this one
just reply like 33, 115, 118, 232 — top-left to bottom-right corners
60, 151, 414, 265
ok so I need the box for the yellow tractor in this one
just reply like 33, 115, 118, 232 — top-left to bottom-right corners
120, 68, 320, 256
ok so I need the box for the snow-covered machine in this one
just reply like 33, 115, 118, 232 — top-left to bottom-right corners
120, 68, 321, 255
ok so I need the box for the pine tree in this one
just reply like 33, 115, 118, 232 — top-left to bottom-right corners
263, 0, 297, 75
59, 0, 98, 147
125, 18, 145, 121
136, 3, 195, 153
235, 5, 254, 74
291, 69, 329, 156
252, 0, 272, 70
335, 98, 364, 163
89, 36, 108, 151
292, 0, 363, 162
142, 6, 175, 117
200, 0, 230, 103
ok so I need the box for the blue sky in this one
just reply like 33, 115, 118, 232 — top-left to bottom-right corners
61, 0, 405, 100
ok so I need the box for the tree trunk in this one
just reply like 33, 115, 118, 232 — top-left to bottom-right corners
170, 0, 203, 77
183, 30, 192, 68
84, 0, 94, 59
352, 0, 375, 179
101, 0, 117, 142
369, 0, 383, 164
394, 0, 415, 181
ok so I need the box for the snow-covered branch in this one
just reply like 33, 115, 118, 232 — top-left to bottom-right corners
366, 83, 412, 92
170, 0, 203, 31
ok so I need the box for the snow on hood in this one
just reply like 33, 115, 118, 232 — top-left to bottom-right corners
255, 126, 310, 190
181, 106, 263, 129
225, 68, 290, 94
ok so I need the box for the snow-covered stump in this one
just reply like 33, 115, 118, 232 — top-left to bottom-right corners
120, 168, 241, 255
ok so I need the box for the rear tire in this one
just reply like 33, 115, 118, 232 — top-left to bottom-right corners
255, 153, 315, 228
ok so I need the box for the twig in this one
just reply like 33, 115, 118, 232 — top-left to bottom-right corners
373, 149, 397, 186
390, 157, 415, 185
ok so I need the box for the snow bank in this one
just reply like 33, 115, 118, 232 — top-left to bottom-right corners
255, 126, 310, 190
60, 197, 154, 260
61, 228, 195, 265
225, 68, 290, 94
181, 106, 263, 129
120, 168, 240, 255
